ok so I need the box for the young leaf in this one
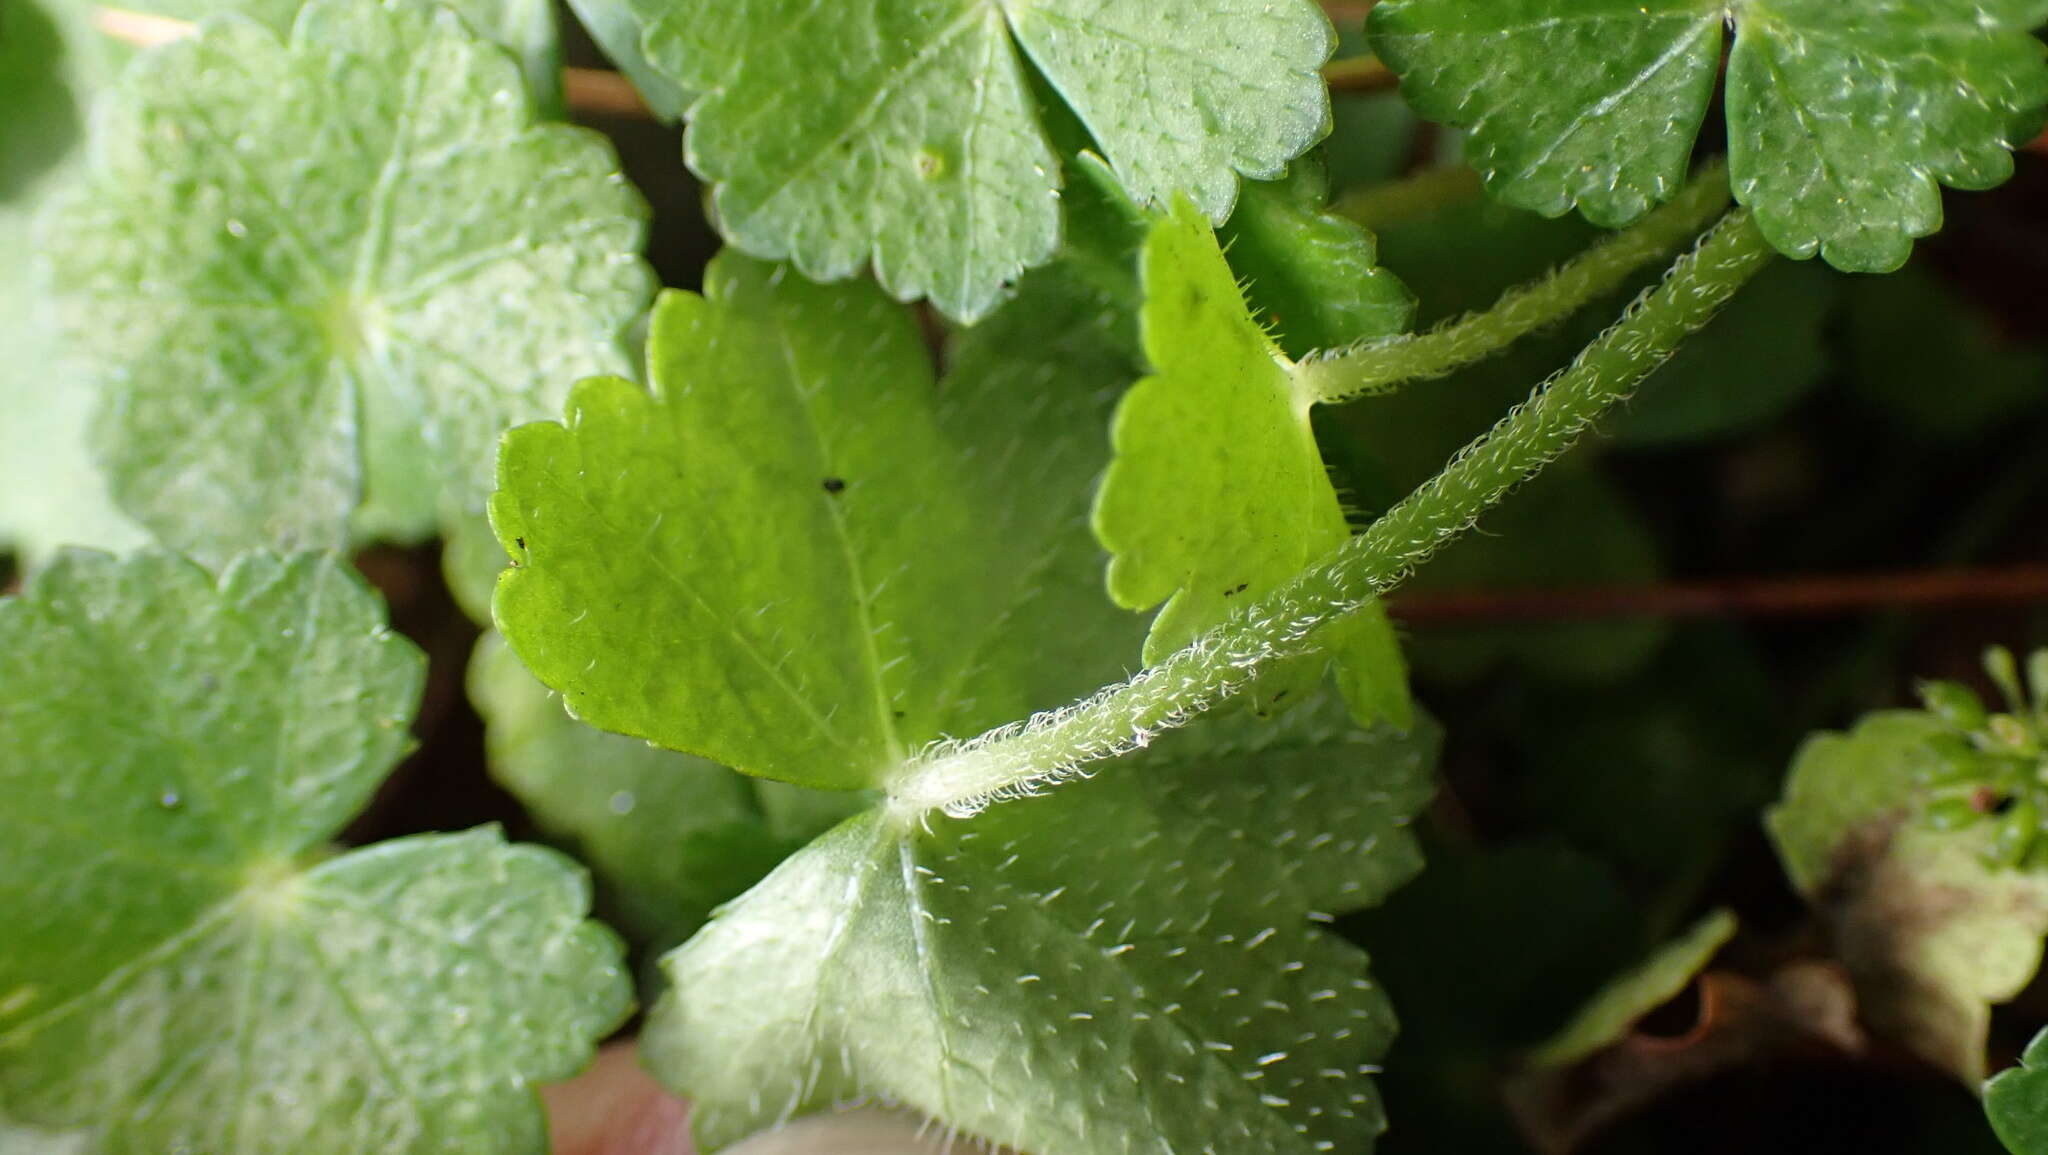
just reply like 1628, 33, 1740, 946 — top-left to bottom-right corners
1370, 0, 2048, 270
1221, 158, 1417, 359
0, 551, 632, 1153
1093, 198, 1412, 726
626, 0, 1338, 320
44, 0, 652, 561
1767, 711, 2048, 1082
468, 632, 866, 954
493, 252, 1142, 791
644, 697, 1439, 1154
1988, 1027, 2048, 1155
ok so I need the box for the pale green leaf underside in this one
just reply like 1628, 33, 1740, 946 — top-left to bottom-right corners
1, 0, 559, 567
631, 0, 1337, 319
1371, 0, 2048, 269
0, 552, 630, 1153
0, 0, 147, 564
1767, 712, 2048, 1083
119, 0, 565, 110
0, 1112, 90, 1155
45, 0, 651, 562
468, 632, 866, 953
493, 252, 1141, 792
1093, 199, 1410, 725
646, 697, 1438, 1154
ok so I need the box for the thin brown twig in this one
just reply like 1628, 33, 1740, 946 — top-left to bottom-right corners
1322, 1, 1379, 24
561, 67, 649, 119
95, 3, 2048, 144
95, 5, 1398, 115
1325, 55, 1397, 95
1388, 565, 2048, 625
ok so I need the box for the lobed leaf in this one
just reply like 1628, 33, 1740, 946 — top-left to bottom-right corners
1767, 712, 2048, 1082
1371, 0, 2048, 270
0, 551, 631, 1154
1093, 199, 1412, 726
645, 697, 1439, 1154
43, 0, 652, 561
627, 0, 1338, 319
468, 632, 866, 955
493, 252, 1142, 791
116, 0, 566, 110
1221, 158, 1416, 360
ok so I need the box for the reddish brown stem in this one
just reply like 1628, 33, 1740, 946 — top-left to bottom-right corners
1391, 565, 2048, 625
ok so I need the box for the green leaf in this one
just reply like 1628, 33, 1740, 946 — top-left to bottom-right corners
44, 0, 652, 561
1221, 158, 1416, 359
468, 632, 865, 955
0, 551, 632, 1153
629, 0, 1338, 320
942, 152, 1149, 391
122, 0, 566, 111
1371, 0, 2048, 270
0, 0, 148, 565
494, 252, 1141, 791
1766, 711, 2048, 1082
1093, 199, 1411, 725
644, 697, 1439, 1154
1526, 908, 1737, 1069
1988, 1027, 2048, 1155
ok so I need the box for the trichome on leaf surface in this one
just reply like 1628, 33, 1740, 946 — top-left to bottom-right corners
2, 0, 2048, 1153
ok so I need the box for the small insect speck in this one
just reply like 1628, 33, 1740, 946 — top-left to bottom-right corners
822, 477, 847, 495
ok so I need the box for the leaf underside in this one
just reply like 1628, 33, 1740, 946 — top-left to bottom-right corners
44, 0, 651, 561
468, 631, 866, 954
646, 697, 1440, 1155
0, 552, 630, 1154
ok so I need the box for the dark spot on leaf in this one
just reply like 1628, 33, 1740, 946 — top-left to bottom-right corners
1983, 789, 2016, 815
1224, 582, 1250, 596
822, 477, 847, 495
